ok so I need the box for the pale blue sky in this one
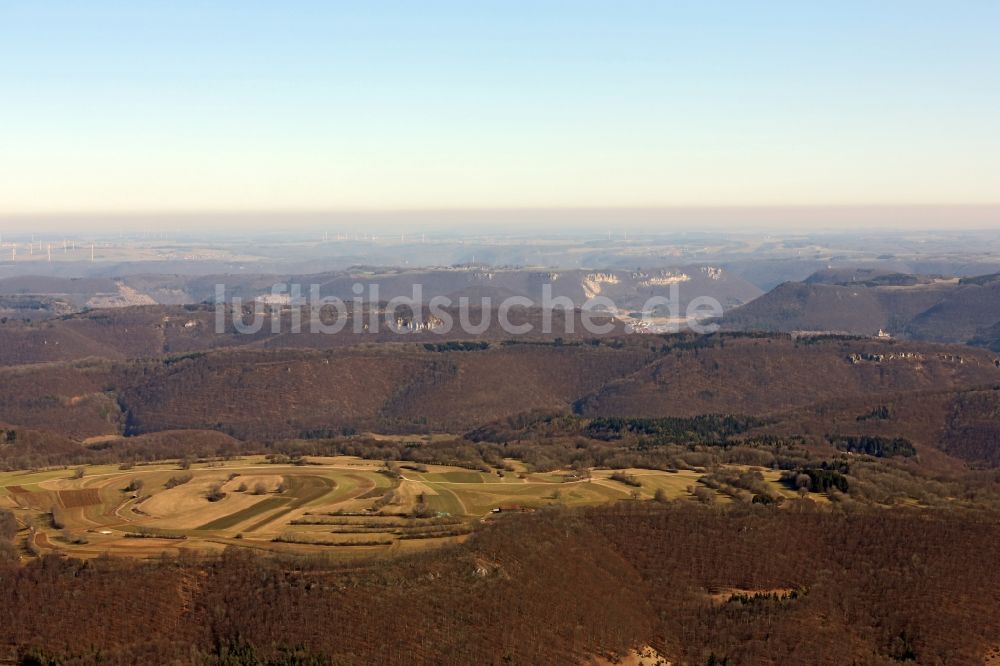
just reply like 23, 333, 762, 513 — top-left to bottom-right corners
1, 1, 998, 215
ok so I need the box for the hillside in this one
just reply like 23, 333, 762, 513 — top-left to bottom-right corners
0, 304, 626, 366
970, 320, 1000, 351
0, 343, 656, 439
2, 504, 999, 665
905, 273, 1000, 342
721, 271, 1000, 344
574, 336, 1000, 418
0, 334, 997, 459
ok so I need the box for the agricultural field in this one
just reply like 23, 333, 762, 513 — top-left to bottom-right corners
0, 456, 782, 560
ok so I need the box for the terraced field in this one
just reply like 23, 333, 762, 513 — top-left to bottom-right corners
0, 456, 755, 560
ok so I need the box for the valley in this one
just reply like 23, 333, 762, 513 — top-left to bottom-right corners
2, 240, 1000, 664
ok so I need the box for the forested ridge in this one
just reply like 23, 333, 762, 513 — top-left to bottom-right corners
0, 333, 998, 446
1, 503, 998, 665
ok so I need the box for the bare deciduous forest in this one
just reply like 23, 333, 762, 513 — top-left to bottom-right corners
2, 503, 998, 665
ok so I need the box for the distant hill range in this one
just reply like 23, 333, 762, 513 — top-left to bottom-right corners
0, 265, 761, 320
0, 304, 630, 366
721, 269, 1000, 347
0, 265, 761, 365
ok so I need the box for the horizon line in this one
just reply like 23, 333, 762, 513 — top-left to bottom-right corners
3, 203, 1000, 218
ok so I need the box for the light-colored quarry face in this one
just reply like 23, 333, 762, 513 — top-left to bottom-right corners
582, 272, 621, 298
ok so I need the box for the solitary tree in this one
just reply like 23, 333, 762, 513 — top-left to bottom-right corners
50, 506, 65, 529
206, 483, 226, 502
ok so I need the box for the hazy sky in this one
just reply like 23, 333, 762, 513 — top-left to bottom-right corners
2, 1, 999, 217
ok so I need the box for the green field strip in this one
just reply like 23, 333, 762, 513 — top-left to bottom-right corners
241, 475, 359, 532
0, 469, 76, 487
196, 497, 289, 531
423, 487, 466, 516
122, 526, 192, 539
322, 475, 364, 502
524, 472, 570, 484
572, 482, 631, 501
284, 475, 339, 507
369, 472, 395, 490
420, 471, 485, 484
